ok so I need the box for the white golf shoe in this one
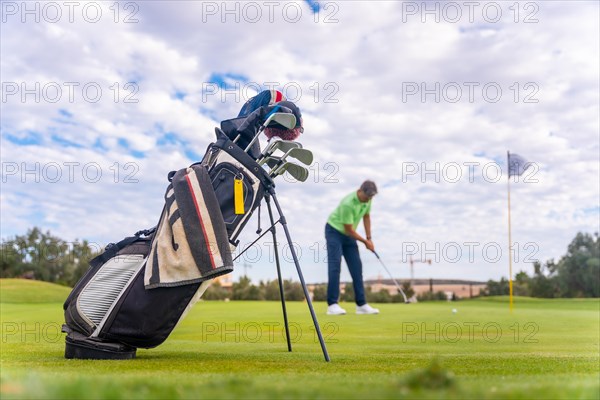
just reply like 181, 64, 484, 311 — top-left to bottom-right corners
356, 304, 380, 314
327, 303, 347, 315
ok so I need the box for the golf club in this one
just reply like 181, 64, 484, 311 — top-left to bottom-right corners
258, 139, 302, 162
244, 112, 296, 153
259, 147, 313, 169
279, 147, 313, 166
260, 155, 282, 168
270, 161, 309, 182
372, 251, 409, 303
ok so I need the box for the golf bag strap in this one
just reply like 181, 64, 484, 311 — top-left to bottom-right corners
90, 228, 155, 268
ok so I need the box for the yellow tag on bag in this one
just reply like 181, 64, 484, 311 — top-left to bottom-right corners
234, 178, 244, 215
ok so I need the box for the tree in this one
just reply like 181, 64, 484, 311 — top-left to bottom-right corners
483, 232, 599, 299
261, 280, 282, 301
391, 293, 408, 303
485, 277, 510, 295
401, 281, 415, 299
528, 261, 559, 298
283, 280, 305, 301
61, 239, 99, 286
1, 239, 25, 278
555, 232, 600, 297
203, 281, 230, 300
0, 227, 98, 286
513, 271, 531, 296
340, 283, 354, 302
368, 288, 392, 303
232, 276, 262, 300
417, 291, 447, 302
312, 284, 327, 302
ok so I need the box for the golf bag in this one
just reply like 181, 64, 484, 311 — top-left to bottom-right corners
62, 134, 273, 359
63, 97, 330, 361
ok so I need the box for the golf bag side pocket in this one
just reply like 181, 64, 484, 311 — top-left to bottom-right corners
63, 233, 153, 336
211, 162, 255, 228
96, 270, 204, 348
202, 134, 272, 246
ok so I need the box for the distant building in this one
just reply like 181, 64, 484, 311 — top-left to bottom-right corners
366, 278, 486, 299
307, 279, 486, 300
214, 274, 233, 289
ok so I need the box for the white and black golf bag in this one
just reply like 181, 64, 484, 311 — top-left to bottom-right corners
63, 103, 330, 361
62, 130, 274, 359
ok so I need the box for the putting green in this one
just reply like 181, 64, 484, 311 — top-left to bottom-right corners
1, 279, 598, 399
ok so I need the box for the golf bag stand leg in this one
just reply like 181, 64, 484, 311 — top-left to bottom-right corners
264, 193, 292, 352
268, 187, 331, 362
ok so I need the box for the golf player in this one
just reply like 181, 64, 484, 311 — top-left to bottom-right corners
325, 180, 380, 315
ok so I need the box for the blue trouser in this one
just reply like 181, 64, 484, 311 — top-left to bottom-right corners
325, 223, 366, 306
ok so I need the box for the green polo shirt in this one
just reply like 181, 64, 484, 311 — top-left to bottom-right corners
327, 191, 372, 234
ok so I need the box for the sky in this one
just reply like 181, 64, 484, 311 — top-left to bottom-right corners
1, 1, 599, 285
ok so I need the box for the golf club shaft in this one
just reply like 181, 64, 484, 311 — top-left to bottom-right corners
267, 152, 296, 175
372, 251, 409, 303
244, 126, 265, 153
256, 140, 302, 164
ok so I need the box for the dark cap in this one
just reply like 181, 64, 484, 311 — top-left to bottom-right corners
238, 90, 286, 117
264, 100, 304, 141
360, 180, 378, 197
273, 100, 303, 129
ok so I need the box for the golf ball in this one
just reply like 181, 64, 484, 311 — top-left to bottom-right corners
452, 308, 457, 313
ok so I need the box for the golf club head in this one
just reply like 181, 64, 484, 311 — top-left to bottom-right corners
263, 112, 296, 130
259, 155, 282, 168
257, 140, 302, 162
242, 106, 293, 153
271, 161, 309, 182
282, 147, 313, 166
269, 160, 288, 176
272, 139, 303, 151
260, 155, 310, 184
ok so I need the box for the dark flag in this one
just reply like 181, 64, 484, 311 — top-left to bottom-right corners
508, 153, 531, 177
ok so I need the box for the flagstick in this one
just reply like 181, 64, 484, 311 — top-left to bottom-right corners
507, 150, 514, 312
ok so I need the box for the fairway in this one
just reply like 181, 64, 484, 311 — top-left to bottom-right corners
1, 279, 598, 399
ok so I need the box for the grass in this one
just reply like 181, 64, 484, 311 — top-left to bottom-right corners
0, 279, 598, 399
0, 279, 71, 304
